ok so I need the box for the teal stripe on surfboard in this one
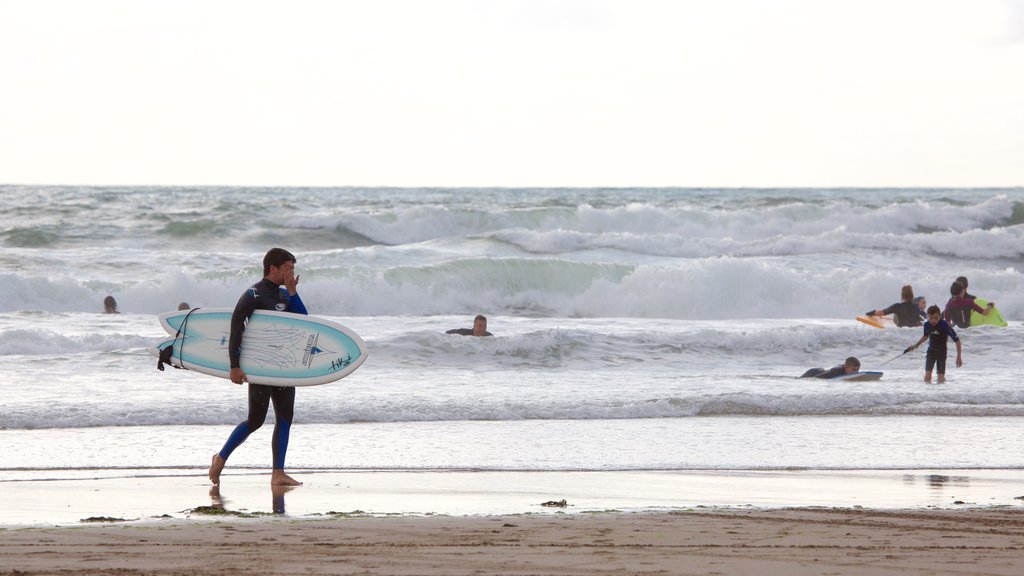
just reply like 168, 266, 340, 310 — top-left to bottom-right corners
150, 308, 367, 386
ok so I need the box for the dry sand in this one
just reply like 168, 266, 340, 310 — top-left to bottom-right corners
3, 508, 1024, 575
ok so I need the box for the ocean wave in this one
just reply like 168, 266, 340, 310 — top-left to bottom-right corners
3, 187, 1024, 319
0, 327, 153, 356
6, 391, 1024, 430
4, 186, 1020, 251
489, 223, 1024, 259
3, 256, 1023, 320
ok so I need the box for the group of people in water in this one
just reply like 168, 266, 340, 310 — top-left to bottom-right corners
807, 275, 999, 384
863, 276, 996, 329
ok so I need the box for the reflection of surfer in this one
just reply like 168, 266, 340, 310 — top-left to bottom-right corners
209, 248, 308, 488
446, 314, 493, 337
800, 357, 861, 379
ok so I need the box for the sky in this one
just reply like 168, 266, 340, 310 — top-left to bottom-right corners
1, 0, 1022, 188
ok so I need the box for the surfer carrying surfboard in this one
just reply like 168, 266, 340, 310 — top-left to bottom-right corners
209, 248, 308, 487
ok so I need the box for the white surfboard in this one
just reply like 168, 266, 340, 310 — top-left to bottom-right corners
150, 308, 367, 386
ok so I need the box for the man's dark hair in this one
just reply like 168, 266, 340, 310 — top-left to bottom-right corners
474, 314, 487, 323
263, 248, 296, 276
927, 305, 941, 315
950, 281, 964, 297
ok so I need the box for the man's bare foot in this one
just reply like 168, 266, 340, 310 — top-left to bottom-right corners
209, 453, 225, 486
271, 469, 302, 486
938, 376, 947, 384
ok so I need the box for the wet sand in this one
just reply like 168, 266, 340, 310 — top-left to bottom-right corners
3, 508, 1024, 575
3, 469, 1024, 574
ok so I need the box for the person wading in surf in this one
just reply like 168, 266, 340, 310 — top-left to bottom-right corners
209, 248, 307, 487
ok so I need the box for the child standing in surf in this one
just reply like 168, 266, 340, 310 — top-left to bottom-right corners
905, 305, 962, 384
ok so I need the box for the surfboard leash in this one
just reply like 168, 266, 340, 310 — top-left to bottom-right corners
157, 307, 200, 372
878, 349, 910, 367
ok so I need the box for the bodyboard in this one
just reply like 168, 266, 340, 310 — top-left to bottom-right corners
856, 315, 895, 329
833, 371, 883, 382
970, 298, 1008, 328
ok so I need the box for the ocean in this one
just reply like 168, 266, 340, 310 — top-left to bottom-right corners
2, 186, 1023, 480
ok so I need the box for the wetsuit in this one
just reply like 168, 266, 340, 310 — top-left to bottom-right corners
943, 296, 985, 329
799, 365, 847, 379
219, 278, 308, 470
445, 328, 493, 336
922, 319, 959, 375
881, 301, 923, 328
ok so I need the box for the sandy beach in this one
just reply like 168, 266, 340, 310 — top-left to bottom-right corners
3, 470, 1024, 574
3, 508, 1024, 575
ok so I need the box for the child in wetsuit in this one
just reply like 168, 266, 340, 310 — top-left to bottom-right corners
905, 305, 962, 384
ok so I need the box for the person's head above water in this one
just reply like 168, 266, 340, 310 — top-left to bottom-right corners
843, 357, 861, 373
103, 295, 118, 314
472, 314, 488, 337
900, 285, 914, 303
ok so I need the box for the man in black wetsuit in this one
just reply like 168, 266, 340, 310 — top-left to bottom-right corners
446, 314, 493, 337
209, 248, 307, 487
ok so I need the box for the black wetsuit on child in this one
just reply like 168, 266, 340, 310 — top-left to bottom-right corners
922, 318, 959, 375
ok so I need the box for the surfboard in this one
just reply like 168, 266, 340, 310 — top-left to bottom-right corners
833, 371, 882, 382
856, 315, 895, 329
970, 298, 1008, 328
150, 308, 368, 386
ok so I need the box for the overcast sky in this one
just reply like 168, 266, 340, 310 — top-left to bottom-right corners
1, 0, 1022, 188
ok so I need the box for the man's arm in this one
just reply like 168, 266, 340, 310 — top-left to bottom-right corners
968, 299, 991, 316
906, 330, 929, 353
288, 292, 308, 315
228, 290, 256, 371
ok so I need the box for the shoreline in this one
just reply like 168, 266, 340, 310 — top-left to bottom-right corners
4, 508, 1024, 575
4, 468, 1023, 528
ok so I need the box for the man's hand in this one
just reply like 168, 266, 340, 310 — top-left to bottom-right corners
230, 367, 247, 385
284, 273, 300, 296
955, 354, 963, 368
